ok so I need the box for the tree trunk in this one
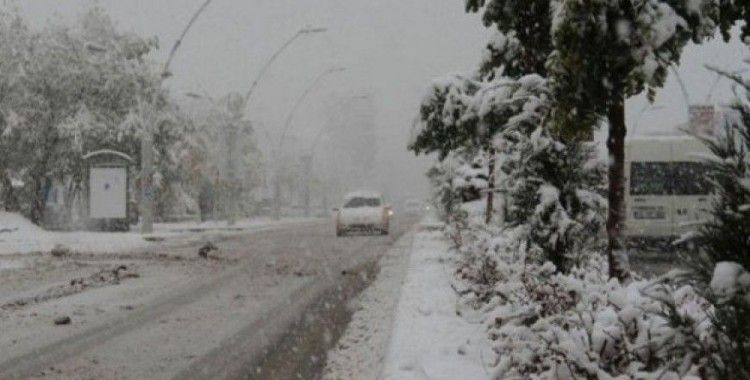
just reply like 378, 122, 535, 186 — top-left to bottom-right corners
30, 175, 48, 225
273, 172, 282, 220
606, 97, 628, 279
1, 172, 19, 212
485, 149, 496, 224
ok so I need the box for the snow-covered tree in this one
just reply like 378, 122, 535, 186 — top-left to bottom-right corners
181, 93, 263, 220
0, 7, 162, 223
410, 73, 553, 223
410, 74, 482, 159
549, 0, 738, 278
680, 59, 750, 377
414, 69, 606, 268
0, 9, 30, 212
467, 0, 746, 278
501, 125, 607, 271
466, 0, 554, 80
425, 148, 488, 221
690, 108, 750, 284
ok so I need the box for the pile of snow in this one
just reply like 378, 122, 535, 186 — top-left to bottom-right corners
0, 212, 155, 255
0, 212, 317, 256
711, 261, 750, 303
0, 212, 44, 234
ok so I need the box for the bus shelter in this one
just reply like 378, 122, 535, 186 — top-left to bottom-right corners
82, 149, 133, 232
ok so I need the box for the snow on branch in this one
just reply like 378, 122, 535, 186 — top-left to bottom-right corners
410, 73, 550, 159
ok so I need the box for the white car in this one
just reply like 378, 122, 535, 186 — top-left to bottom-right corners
334, 191, 392, 236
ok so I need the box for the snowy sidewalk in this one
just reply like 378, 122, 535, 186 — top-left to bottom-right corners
323, 216, 491, 380
381, 218, 490, 380
323, 222, 417, 380
0, 211, 320, 256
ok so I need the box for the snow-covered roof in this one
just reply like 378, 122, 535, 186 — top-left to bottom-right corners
82, 149, 134, 163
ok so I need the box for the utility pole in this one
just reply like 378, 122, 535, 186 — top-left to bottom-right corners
302, 154, 312, 217
140, 135, 154, 233
272, 161, 282, 219
225, 122, 238, 225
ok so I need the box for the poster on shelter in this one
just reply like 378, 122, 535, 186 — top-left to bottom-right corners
90, 167, 127, 219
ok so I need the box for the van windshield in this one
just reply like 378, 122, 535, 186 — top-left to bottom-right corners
630, 161, 710, 196
344, 197, 381, 208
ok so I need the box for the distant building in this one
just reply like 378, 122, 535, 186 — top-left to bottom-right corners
676, 104, 739, 138
688, 105, 716, 137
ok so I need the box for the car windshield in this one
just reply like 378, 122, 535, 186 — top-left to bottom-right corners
344, 197, 381, 208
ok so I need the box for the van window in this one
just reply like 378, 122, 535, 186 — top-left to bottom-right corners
630, 162, 672, 195
630, 161, 710, 196
672, 162, 710, 195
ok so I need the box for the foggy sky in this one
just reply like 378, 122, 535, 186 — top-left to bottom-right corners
16, 0, 749, 199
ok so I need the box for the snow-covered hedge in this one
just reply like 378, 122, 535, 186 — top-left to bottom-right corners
450, 220, 727, 379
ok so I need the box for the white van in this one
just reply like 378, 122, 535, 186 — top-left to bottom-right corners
624, 135, 713, 239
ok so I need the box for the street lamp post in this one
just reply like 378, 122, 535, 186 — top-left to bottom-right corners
300, 128, 331, 218
224, 93, 246, 225
301, 94, 369, 217
140, 0, 216, 234
272, 66, 346, 219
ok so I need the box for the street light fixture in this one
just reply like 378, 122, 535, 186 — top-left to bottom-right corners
278, 66, 346, 147
301, 26, 328, 34
242, 26, 328, 108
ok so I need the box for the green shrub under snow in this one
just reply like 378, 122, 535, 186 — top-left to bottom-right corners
452, 223, 720, 379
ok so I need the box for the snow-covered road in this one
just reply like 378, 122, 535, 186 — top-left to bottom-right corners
0, 217, 418, 379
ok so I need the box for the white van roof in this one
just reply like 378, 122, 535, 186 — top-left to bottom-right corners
626, 133, 697, 142
626, 133, 710, 162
